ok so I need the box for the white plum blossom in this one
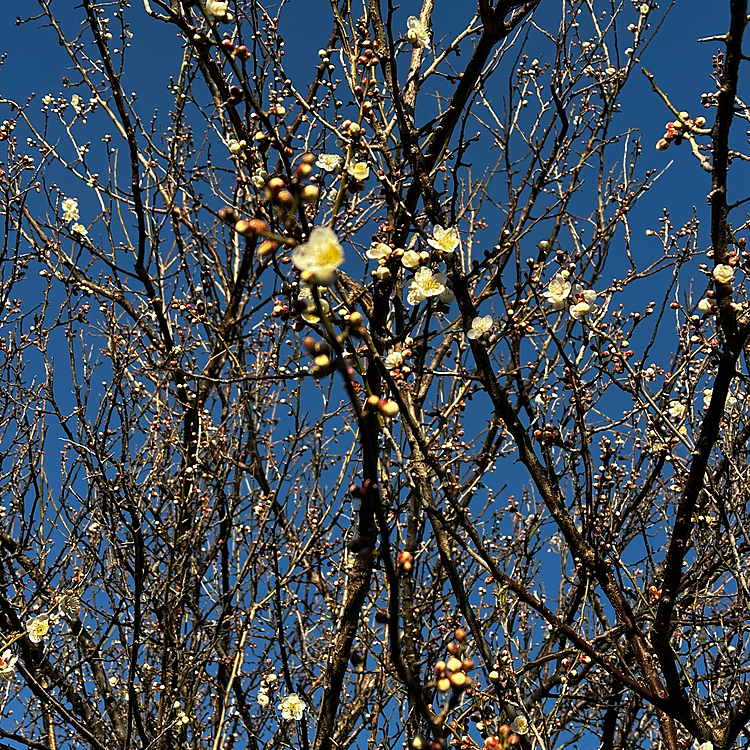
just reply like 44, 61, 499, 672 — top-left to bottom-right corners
439, 285, 455, 305
405, 16, 430, 48
407, 267, 447, 305
257, 690, 270, 707
346, 161, 370, 181
251, 169, 268, 189
205, 0, 230, 20
401, 249, 421, 269
227, 138, 245, 155
713, 264, 735, 284
277, 693, 307, 721
385, 351, 404, 369
543, 272, 571, 310
316, 153, 343, 172
61, 197, 80, 223
467, 315, 493, 341
367, 242, 392, 262
427, 225, 460, 257
702, 388, 738, 411
510, 715, 529, 735
71, 223, 88, 236
668, 401, 686, 420
0, 649, 18, 681
71, 94, 83, 115
297, 286, 330, 325
292, 227, 344, 286
697, 297, 716, 315
27, 614, 50, 643
568, 283, 597, 320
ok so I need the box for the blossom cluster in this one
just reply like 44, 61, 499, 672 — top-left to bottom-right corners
544, 271, 598, 320
60, 196, 87, 236
257, 672, 278, 707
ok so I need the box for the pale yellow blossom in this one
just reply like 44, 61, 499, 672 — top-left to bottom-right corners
427, 225, 459, 256
292, 227, 344, 286
713, 264, 734, 284
406, 16, 429, 48
401, 249, 420, 269
27, 614, 50, 643
543, 273, 571, 310
316, 154, 343, 172
346, 161, 370, 182
407, 267, 446, 305
277, 693, 307, 721
61, 197, 80, 223
467, 315, 493, 340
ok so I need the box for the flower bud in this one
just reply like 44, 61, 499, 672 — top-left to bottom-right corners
274, 189, 295, 208
449, 672, 469, 689
300, 185, 320, 203
234, 220, 254, 236
446, 657, 463, 673
655, 138, 670, 151
296, 162, 313, 179
218, 206, 239, 224
397, 550, 413, 572
314, 354, 331, 368
378, 399, 399, 417
437, 677, 451, 692
236, 45, 251, 61
454, 627, 467, 642
258, 240, 279, 257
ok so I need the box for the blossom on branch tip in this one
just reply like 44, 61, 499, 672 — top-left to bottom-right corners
27, 614, 50, 643
205, 0, 231, 20
277, 693, 307, 721
61, 197, 79, 223
297, 286, 330, 324
316, 154, 343, 172
713, 264, 734, 284
401, 250, 420, 269
367, 243, 392, 262
71, 223, 88, 236
702, 389, 738, 411
407, 267, 447, 305
227, 138, 245, 155
385, 351, 404, 369
0, 649, 18, 681
346, 161, 370, 182
668, 401, 686, 420
510, 716, 529, 735
427, 225, 460, 257
406, 16, 430, 48
697, 298, 716, 316
543, 273, 571, 310
568, 283, 597, 320
467, 315, 494, 341
292, 227, 344, 286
